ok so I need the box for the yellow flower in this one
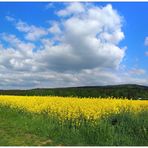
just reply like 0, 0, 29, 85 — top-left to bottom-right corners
0, 95, 147, 122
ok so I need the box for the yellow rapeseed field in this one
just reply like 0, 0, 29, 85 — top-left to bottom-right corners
0, 96, 148, 122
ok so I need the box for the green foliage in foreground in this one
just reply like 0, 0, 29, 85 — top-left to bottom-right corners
0, 84, 148, 100
0, 105, 147, 146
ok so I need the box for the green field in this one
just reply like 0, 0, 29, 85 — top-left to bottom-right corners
0, 105, 147, 146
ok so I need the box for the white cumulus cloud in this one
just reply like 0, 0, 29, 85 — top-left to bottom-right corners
1, 3, 146, 89
16, 21, 48, 41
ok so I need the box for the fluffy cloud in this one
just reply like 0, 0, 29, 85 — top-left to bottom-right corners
57, 2, 85, 16
6, 16, 48, 41
46, 3, 125, 71
0, 34, 35, 72
1, 2, 146, 89
5, 3, 125, 72
16, 21, 48, 41
48, 23, 61, 34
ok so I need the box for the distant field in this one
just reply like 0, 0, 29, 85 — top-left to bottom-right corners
0, 96, 148, 146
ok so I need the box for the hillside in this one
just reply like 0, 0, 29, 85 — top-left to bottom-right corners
0, 84, 148, 100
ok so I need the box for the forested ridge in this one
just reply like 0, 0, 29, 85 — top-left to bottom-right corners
0, 84, 148, 100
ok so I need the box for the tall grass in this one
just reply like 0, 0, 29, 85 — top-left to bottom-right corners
0, 104, 147, 146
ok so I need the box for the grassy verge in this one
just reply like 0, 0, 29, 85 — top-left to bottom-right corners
0, 105, 147, 146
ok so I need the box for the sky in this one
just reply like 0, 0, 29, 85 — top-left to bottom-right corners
0, 2, 148, 89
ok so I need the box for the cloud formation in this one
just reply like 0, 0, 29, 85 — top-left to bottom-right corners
16, 21, 48, 41
49, 3, 125, 71
0, 2, 146, 89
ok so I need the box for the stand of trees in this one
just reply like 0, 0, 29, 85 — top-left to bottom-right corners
0, 84, 148, 100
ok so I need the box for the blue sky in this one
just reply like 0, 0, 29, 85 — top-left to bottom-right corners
0, 2, 148, 89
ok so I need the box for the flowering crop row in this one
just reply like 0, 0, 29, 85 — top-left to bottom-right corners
0, 96, 147, 122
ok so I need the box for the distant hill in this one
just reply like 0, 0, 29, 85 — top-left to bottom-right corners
0, 84, 148, 100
